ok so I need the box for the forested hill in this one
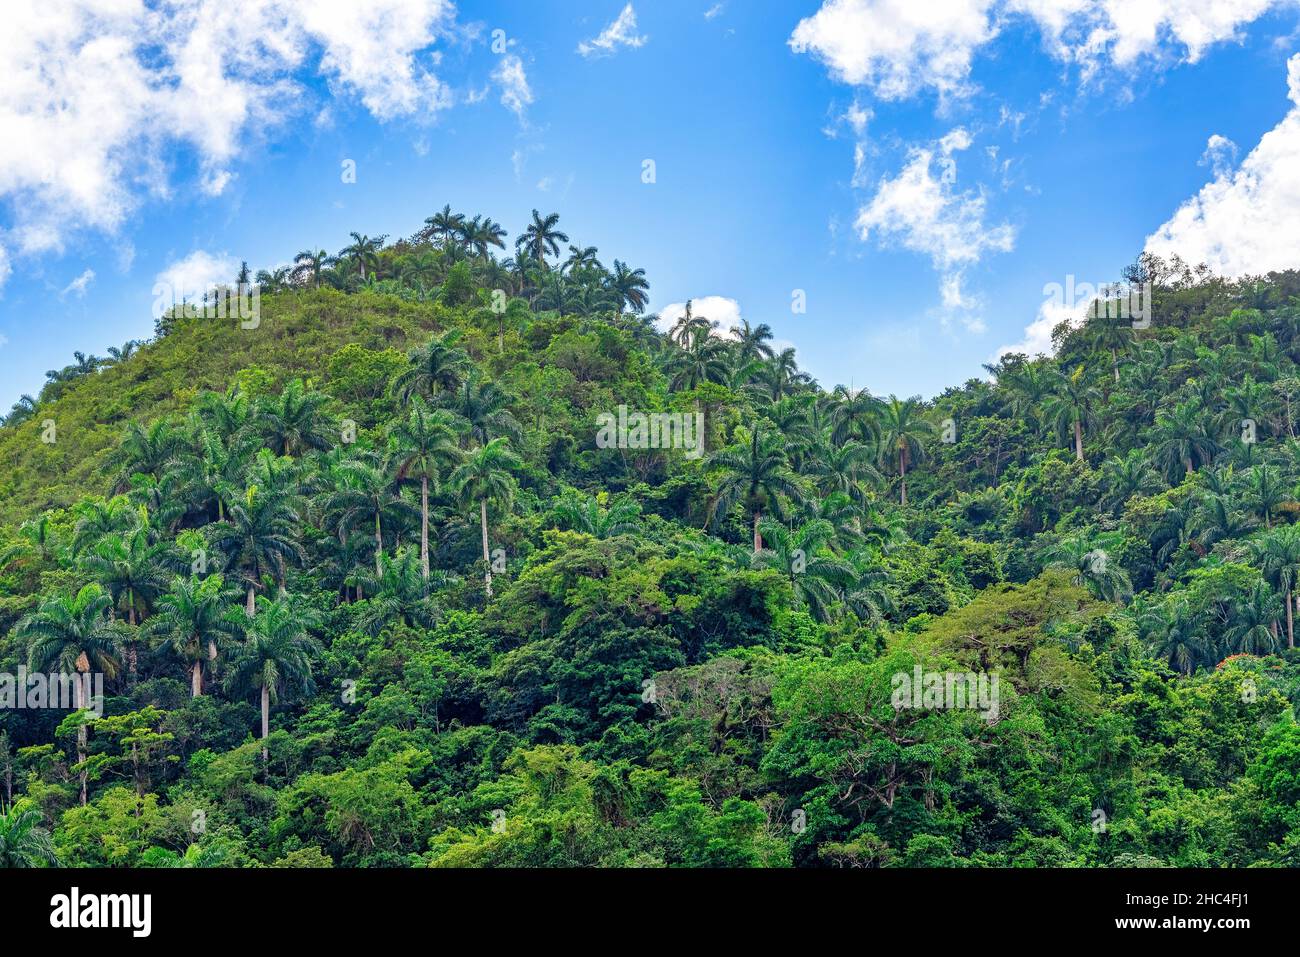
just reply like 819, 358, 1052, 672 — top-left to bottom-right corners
1, 212, 1299, 868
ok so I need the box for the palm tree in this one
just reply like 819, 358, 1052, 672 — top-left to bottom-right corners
387, 400, 462, 579
519, 210, 568, 267
706, 426, 804, 553
564, 244, 602, 274
392, 331, 471, 406
1228, 580, 1283, 656
349, 548, 443, 636
450, 438, 522, 598
1140, 599, 1205, 675
1249, 526, 1300, 649
422, 205, 466, 248
1044, 534, 1133, 602
291, 249, 333, 289
147, 575, 241, 697
447, 372, 521, 446
1151, 401, 1219, 481
551, 492, 641, 539
105, 341, 141, 365
1044, 367, 1100, 462
608, 261, 650, 316
732, 319, 775, 363
806, 439, 880, 505
1244, 464, 1286, 528
209, 487, 304, 615
468, 217, 507, 258
226, 597, 321, 760
828, 386, 882, 446
324, 459, 419, 577
81, 523, 178, 627
752, 518, 856, 622
0, 801, 58, 867
18, 584, 124, 804
257, 380, 335, 457
338, 232, 388, 282
668, 301, 711, 347
668, 330, 730, 391
110, 420, 185, 491
1100, 449, 1161, 510
876, 395, 934, 506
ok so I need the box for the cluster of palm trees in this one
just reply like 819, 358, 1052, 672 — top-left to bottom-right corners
2, 341, 141, 428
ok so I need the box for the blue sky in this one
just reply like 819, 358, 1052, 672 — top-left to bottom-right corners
4, 0, 1300, 412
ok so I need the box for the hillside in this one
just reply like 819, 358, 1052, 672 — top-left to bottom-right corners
2, 219, 1299, 868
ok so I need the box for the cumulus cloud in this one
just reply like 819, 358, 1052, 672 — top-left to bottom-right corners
996, 295, 1087, 359
1199, 133, 1239, 176
855, 131, 1016, 328
154, 251, 240, 305
0, 0, 456, 263
493, 54, 534, 119
0, 245, 9, 291
789, 0, 1289, 101
1145, 53, 1300, 276
578, 4, 649, 57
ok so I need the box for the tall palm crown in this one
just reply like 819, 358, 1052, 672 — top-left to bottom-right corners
387, 400, 463, 578
393, 332, 471, 406
291, 249, 334, 288
18, 583, 124, 684
451, 438, 522, 598
256, 379, 335, 457
147, 574, 241, 696
707, 426, 804, 553
1043, 367, 1101, 462
423, 205, 466, 248
338, 232, 388, 282
608, 260, 650, 315
519, 210, 569, 266
876, 395, 934, 506
208, 487, 304, 614
225, 597, 322, 755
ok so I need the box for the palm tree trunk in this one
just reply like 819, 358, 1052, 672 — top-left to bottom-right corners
1073, 420, 1084, 461
753, 511, 762, 553
481, 498, 493, 598
261, 685, 270, 762
1111, 349, 1119, 383
375, 513, 383, 576
191, 661, 203, 698
1289, 589, 1295, 649
421, 476, 430, 580
899, 452, 908, 506
246, 584, 256, 617
73, 671, 88, 806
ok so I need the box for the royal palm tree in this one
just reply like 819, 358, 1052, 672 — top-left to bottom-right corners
423, 205, 466, 248
564, 244, 602, 274
349, 548, 444, 636
877, 396, 934, 506
828, 386, 882, 446
324, 459, 418, 577
1151, 400, 1219, 481
752, 518, 856, 622
1044, 534, 1133, 603
519, 210, 568, 267
608, 260, 650, 315
669, 301, 711, 347
706, 426, 803, 553
1228, 580, 1283, 655
81, 523, 179, 628
17, 584, 124, 804
1044, 367, 1100, 462
291, 249, 333, 289
1140, 599, 1204, 675
669, 330, 730, 391
387, 400, 462, 579
226, 597, 321, 760
257, 379, 335, 457
446, 372, 521, 447
110, 420, 185, 491
147, 575, 241, 697
209, 487, 304, 615
393, 331, 471, 406
1244, 464, 1286, 528
338, 232, 388, 283
450, 438, 522, 598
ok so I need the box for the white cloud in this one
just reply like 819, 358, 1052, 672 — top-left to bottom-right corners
789, 0, 1290, 101
1199, 133, 1239, 176
0, 245, 9, 291
154, 251, 240, 304
997, 295, 1086, 359
1145, 53, 1300, 276
656, 296, 744, 336
578, 4, 649, 57
61, 269, 95, 298
0, 0, 456, 263
705, 4, 726, 19
493, 54, 534, 119
855, 133, 1015, 322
